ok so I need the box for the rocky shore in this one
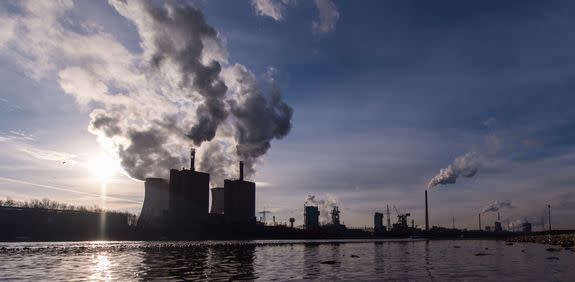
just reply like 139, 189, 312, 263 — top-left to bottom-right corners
507, 234, 575, 248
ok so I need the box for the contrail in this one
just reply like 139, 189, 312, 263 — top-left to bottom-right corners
0, 176, 142, 204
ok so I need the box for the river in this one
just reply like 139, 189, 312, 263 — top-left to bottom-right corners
0, 239, 573, 281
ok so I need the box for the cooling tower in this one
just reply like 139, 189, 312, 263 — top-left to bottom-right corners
138, 178, 169, 228
210, 187, 225, 214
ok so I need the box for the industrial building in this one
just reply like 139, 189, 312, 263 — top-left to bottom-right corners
304, 205, 320, 230
522, 222, 532, 233
374, 212, 384, 232
224, 161, 256, 224
138, 178, 169, 228
210, 187, 225, 214
168, 149, 209, 224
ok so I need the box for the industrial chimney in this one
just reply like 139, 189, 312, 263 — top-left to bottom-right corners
190, 148, 195, 171
239, 161, 244, 181
425, 190, 429, 231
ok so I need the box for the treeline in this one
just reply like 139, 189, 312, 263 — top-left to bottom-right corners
0, 197, 137, 219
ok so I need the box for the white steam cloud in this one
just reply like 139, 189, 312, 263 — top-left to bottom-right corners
0, 0, 293, 186
305, 194, 340, 223
482, 200, 513, 213
427, 152, 483, 189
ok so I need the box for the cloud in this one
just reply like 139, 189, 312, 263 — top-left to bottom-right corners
251, 0, 291, 21
0, 0, 293, 185
312, 0, 340, 33
0, 130, 77, 166
0, 176, 141, 204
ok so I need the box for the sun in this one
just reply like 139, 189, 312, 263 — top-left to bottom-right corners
90, 154, 120, 183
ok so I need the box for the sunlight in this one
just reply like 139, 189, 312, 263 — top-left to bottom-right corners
90, 154, 120, 184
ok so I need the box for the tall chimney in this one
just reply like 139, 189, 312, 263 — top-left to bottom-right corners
190, 148, 195, 171
479, 213, 482, 231
548, 204, 551, 232
497, 211, 500, 221
425, 190, 429, 231
239, 161, 244, 181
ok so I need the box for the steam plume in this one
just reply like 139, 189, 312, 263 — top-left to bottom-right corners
305, 194, 339, 223
0, 1, 293, 184
482, 200, 513, 213
427, 152, 482, 189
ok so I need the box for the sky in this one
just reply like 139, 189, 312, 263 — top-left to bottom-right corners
1, 0, 574, 230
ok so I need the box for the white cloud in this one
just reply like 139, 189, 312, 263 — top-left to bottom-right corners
251, 0, 290, 21
0, 131, 77, 166
312, 0, 340, 33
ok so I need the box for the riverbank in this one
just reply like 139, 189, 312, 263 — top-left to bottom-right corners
507, 233, 575, 248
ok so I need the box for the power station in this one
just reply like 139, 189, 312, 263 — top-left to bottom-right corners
138, 149, 256, 233
224, 161, 256, 224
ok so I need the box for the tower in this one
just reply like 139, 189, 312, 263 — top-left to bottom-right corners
425, 190, 429, 231
224, 161, 256, 224
168, 149, 209, 225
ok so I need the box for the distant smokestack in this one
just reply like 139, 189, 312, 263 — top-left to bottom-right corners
497, 212, 500, 221
425, 190, 429, 231
239, 161, 244, 181
479, 213, 482, 231
548, 204, 551, 232
190, 148, 195, 171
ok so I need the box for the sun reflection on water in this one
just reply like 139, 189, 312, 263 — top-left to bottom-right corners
90, 253, 112, 281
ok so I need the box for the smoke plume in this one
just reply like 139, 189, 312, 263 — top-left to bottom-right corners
482, 200, 514, 213
0, 0, 293, 185
427, 152, 483, 189
305, 194, 339, 223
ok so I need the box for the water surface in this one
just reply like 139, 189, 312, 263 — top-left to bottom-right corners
0, 239, 573, 281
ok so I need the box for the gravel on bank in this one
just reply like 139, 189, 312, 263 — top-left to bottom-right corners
507, 234, 575, 248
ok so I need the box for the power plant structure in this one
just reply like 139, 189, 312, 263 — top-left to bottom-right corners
425, 190, 429, 231
331, 206, 341, 225
522, 222, 532, 233
374, 212, 384, 232
304, 205, 320, 230
494, 212, 502, 232
137, 178, 169, 228
168, 149, 209, 225
224, 161, 256, 224
210, 187, 224, 214
138, 148, 257, 236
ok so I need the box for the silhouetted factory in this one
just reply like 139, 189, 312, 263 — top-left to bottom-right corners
138, 149, 256, 233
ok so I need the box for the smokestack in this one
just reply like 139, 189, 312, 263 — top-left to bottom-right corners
548, 204, 551, 232
190, 148, 195, 171
479, 213, 482, 231
239, 161, 244, 181
497, 212, 500, 221
425, 190, 429, 231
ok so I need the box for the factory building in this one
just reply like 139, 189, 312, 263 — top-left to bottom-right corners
304, 205, 320, 230
521, 222, 532, 233
374, 212, 384, 232
168, 149, 209, 224
224, 161, 256, 224
138, 178, 169, 228
210, 187, 225, 214
494, 221, 502, 232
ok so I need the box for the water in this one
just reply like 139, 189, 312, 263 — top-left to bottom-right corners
0, 239, 573, 281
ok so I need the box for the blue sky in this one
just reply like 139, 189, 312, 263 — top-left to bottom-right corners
1, 0, 574, 230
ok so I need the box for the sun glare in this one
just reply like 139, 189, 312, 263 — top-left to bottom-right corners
90, 154, 119, 183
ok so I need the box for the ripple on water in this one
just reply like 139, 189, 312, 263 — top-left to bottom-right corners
0, 240, 574, 281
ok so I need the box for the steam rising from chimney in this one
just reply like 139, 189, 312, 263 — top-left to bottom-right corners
482, 200, 513, 213
427, 152, 483, 189
0, 1, 294, 185
305, 194, 339, 223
